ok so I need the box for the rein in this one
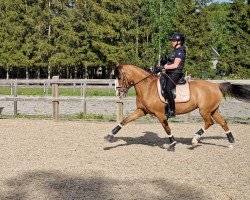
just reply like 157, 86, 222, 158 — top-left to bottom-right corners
133, 74, 153, 87
165, 73, 177, 86
116, 68, 153, 90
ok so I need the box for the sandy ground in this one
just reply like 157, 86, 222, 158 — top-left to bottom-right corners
0, 119, 249, 200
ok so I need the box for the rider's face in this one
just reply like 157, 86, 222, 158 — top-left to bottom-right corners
171, 40, 178, 46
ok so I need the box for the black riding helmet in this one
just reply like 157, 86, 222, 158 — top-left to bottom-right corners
170, 33, 185, 45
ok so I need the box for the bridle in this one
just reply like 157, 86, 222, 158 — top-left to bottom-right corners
115, 68, 132, 90
115, 68, 152, 91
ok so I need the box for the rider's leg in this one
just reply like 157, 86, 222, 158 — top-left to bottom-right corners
164, 73, 180, 118
165, 91, 175, 118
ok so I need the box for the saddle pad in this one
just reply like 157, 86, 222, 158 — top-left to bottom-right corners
157, 78, 190, 103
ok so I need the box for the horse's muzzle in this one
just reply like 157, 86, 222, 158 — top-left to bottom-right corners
116, 89, 128, 98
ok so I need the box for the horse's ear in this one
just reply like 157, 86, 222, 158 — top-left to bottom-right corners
117, 63, 123, 69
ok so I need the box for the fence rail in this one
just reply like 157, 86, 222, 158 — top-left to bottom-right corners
0, 78, 249, 122
0, 77, 123, 121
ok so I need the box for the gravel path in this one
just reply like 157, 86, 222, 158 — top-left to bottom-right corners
0, 119, 249, 200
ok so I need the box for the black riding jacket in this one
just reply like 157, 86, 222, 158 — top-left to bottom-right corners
163, 45, 186, 74
161, 46, 186, 73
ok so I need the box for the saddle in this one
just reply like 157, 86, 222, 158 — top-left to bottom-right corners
157, 74, 190, 103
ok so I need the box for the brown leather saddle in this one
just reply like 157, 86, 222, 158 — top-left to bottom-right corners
157, 75, 190, 103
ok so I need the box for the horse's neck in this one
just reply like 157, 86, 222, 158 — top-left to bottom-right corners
129, 66, 150, 84
129, 66, 156, 97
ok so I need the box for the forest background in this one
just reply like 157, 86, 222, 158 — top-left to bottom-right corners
0, 0, 249, 79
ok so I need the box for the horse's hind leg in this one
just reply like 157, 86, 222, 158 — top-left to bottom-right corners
104, 108, 146, 142
212, 110, 235, 145
192, 109, 214, 147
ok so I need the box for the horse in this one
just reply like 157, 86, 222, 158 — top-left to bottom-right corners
104, 64, 250, 152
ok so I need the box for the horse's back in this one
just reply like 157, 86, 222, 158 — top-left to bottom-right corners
189, 80, 222, 107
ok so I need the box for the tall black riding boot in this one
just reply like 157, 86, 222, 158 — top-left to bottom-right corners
165, 92, 176, 118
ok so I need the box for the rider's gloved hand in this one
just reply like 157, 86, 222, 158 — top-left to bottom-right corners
153, 65, 164, 75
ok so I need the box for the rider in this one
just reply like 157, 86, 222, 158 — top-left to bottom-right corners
160, 33, 186, 118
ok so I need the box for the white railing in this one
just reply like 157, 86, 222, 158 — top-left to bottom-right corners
0, 78, 249, 121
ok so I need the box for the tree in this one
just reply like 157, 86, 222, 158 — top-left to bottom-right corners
171, 0, 213, 78
0, 0, 26, 78
0, 0, 248, 79
225, 0, 250, 78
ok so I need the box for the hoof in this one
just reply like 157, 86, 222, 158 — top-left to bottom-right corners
167, 142, 176, 152
226, 132, 235, 143
191, 137, 199, 147
191, 141, 198, 148
104, 134, 114, 143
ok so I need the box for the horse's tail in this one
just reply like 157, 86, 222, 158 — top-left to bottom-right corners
219, 82, 250, 102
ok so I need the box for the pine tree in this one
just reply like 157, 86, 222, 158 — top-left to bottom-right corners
206, 2, 232, 77
171, 0, 213, 78
139, 0, 176, 68
225, 0, 250, 78
0, 0, 26, 78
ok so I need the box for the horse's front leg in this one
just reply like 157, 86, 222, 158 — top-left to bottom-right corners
104, 108, 146, 142
156, 113, 176, 152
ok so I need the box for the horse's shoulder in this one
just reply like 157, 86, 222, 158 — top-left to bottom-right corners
151, 75, 159, 80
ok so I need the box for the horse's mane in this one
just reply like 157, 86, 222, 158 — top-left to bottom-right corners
130, 65, 151, 75
114, 67, 119, 78
114, 64, 153, 79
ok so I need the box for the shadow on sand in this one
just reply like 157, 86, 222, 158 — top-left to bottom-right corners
0, 170, 212, 200
104, 131, 229, 151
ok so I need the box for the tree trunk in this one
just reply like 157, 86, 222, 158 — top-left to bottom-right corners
48, 65, 51, 79
74, 66, 77, 78
136, 17, 139, 56
37, 67, 40, 79
6, 68, 9, 79
67, 66, 69, 79
84, 66, 88, 79
158, 0, 163, 66
25, 67, 29, 79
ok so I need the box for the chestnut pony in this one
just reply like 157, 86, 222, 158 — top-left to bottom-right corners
104, 64, 250, 152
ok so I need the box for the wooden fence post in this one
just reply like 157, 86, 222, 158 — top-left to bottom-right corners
13, 82, 17, 116
10, 83, 13, 95
82, 83, 87, 114
0, 107, 4, 115
52, 76, 59, 121
116, 99, 123, 122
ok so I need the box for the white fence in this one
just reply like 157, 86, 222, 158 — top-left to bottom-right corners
0, 77, 123, 121
0, 78, 249, 122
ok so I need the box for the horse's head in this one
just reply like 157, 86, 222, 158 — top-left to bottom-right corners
114, 64, 132, 98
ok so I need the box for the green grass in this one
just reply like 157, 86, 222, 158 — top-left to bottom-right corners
69, 112, 117, 121
0, 87, 136, 96
0, 114, 51, 120
0, 113, 117, 121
